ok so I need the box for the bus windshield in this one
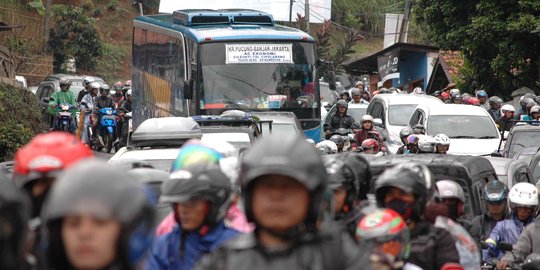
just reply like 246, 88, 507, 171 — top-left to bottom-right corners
199, 42, 317, 111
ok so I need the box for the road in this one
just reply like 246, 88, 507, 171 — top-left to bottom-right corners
93, 150, 114, 161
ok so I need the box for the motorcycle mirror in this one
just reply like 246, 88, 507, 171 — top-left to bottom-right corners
373, 118, 384, 127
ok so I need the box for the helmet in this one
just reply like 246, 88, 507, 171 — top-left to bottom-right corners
399, 127, 413, 140
501, 104, 515, 113
449, 89, 460, 96
0, 171, 29, 270
434, 133, 450, 146
432, 90, 441, 97
59, 78, 71, 86
476, 90, 488, 98
351, 89, 361, 97
418, 135, 435, 153
329, 134, 345, 151
361, 138, 380, 153
508, 182, 538, 210
336, 99, 348, 108
356, 208, 410, 261
468, 97, 480, 105
323, 154, 359, 213
125, 80, 132, 87
161, 163, 231, 227
113, 81, 124, 90
531, 106, 540, 114
520, 97, 534, 108
412, 124, 425, 135
451, 93, 461, 101
316, 140, 338, 155
340, 90, 350, 98
170, 140, 224, 172
240, 134, 327, 227
441, 92, 451, 100
126, 89, 132, 96
355, 81, 364, 87
375, 163, 432, 222
489, 96, 503, 106
342, 152, 371, 200
436, 180, 465, 202
527, 100, 537, 110
412, 87, 424, 95
361, 115, 374, 124
83, 76, 94, 87
100, 84, 110, 93
13, 132, 93, 189
42, 160, 155, 269
483, 180, 508, 203
406, 134, 419, 145
89, 81, 101, 90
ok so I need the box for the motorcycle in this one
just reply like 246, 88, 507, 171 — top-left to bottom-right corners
54, 103, 76, 133
89, 107, 117, 153
480, 242, 540, 270
327, 128, 354, 152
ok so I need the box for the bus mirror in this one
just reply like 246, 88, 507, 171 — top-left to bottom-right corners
183, 79, 193, 99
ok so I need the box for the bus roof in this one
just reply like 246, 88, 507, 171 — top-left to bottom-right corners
134, 12, 315, 43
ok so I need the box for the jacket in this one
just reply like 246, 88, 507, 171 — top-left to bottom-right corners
323, 111, 357, 132
145, 222, 239, 270
81, 93, 96, 111
408, 220, 461, 270
96, 96, 114, 109
469, 213, 509, 246
48, 90, 77, 115
496, 117, 516, 132
353, 129, 384, 148
483, 214, 535, 261
501, 218, 540, 263
488, 109, 501, 122
195, 226, 371, 270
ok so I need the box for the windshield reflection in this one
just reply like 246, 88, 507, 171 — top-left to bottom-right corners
427, 115, 499, 138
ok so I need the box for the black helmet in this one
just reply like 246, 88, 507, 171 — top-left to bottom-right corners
340, 90, 350, 98
0, 171, 29, 270
240, 134, 327, 227
399, 127, 413, 140
412, 124, 425, 135
488, 96, 502, 106
329, 134, 345, 151
483, 179, 508, 203
160, 163, 231, 228
375, 163, 432, 222
336, 99, 348, 109
323, 154, 358, 213
42, 160, 155, 270
342, 152, 371, 200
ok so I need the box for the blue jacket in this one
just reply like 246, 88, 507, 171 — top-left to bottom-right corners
144, 222, 240, 270
483, 214, 534, 261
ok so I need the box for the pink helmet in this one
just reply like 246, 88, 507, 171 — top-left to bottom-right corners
125, 80, 132, 87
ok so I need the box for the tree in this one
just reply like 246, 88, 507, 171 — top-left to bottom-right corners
48, 5, 103, 72
414, 0, 540, 97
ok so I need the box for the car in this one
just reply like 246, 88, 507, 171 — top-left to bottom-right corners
368, 154, 498, 217
502, 124, 540, 159
513, 147, 540, 183
249, 111, 302, 138
200, 127, 255, 152
484, 156, 534, 187
321, 103, 369, 141
108, 117, 202, 172
366, 93, 444, 153
409, 104, 500, 156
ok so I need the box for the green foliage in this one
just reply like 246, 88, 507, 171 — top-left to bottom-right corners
95, 42, 128, 82
27, 0, 45, 16
48, 5, 103, 72
332, 0, 405, 33
414, 0, 540, 97
0, 83, 42, 162
107, 0, 118, 11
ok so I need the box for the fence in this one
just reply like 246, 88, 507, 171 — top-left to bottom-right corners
0, 6, 45, 53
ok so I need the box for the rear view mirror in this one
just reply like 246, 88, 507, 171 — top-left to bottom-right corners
183, 79, 193, 99
491, 152, 503, 157
374, 118, 383, 127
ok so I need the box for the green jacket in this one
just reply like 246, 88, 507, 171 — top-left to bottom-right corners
48, 90, 77, 115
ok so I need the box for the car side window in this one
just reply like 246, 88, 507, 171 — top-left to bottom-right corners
418, 111, 425, 125
410, 111, 420, 126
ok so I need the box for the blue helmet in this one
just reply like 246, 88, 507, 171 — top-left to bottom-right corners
483, 179, 508, 203
476, 90, 488, 98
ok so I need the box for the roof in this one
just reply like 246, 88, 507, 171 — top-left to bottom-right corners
372, 93, 443, 105
510, 124, 540, 133
423, 104, 490, 116
343, 43, 439, 75
134, 14, 314, 43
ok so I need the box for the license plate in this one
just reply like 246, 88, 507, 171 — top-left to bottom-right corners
103, 115, 116, 120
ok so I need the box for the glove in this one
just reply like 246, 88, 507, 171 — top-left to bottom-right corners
486, 239, 499, 258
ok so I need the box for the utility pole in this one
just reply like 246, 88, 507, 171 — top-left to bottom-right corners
304, 0, 310, 32
398, 0, 411, 43
289, 0, 293, 22
43, 0, 52, 52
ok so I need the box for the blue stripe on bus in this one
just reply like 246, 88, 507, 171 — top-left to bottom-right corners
304, 126, 322, 143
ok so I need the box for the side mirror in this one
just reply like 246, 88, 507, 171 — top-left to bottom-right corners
183, 79, 193, 99
374, 118, 384, 127
491, 152, 503, 157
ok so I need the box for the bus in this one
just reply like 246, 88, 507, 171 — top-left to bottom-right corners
131, 9, 322, 141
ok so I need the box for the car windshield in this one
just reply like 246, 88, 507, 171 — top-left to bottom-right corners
200, 42, 317, 110
427, 115, 499, 139
388, 105, 416, 126
348, 106, 368, 122
509, 132, 540, 158
533, 161, 540, 181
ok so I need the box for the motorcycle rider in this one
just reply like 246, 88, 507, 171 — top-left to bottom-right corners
340, 90, 351, 102
91, 84, 115, 141
42, 160, 155, 270
145, 164, 240, 270
496, 104, 516, 132
0, 171, 30, 270
76, 76, 94, 103
517, 94, 536, 120
405, 134, 420, 154
435, 180, 472, 229
353, 115, 385, 150
196, 135, 371, 270
434, 134, 451, 154
316, 140, 339, 155
329, 134, 347, 152
417, 135, 436, 154
117, 89, 133, 148
487, 96, 503, 122
350, 89, 368, 104
451, 93, 462, 104
440, 92, 451, 103
81, 82, 100, 145
411, 124, 426, 135
48, 78, 78, 132
484, 182, 538, 262
362, 139, 384, 156
476, 90, 490, 110
396, 127, 413, 154
323, 100, 358, 138
375, 163, 461, 270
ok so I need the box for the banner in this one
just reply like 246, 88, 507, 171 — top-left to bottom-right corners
226, 44, 293, 64
377, 49, 399, 81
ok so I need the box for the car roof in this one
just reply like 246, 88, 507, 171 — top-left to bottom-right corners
510, 124, 540, 132
200, 126, 256, 139
112, 148, 181, 160
516, 147, 540, 156
372, 93, 443, 105
45, 74, 105, 82
422, 104, 490, 116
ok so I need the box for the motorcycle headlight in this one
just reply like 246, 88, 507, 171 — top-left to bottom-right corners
106, 110, 113, 115
61, 104, 69, 110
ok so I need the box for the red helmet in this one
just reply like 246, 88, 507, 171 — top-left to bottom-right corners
13, 132, 93, 188
361, 138, 380, 153
441, 92, 451, 101
468, 97, 480, 105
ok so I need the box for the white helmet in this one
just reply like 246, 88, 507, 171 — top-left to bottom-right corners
508, 182, 538, 210
126, 89, 132, 96
316, 140, 338, 154
501, 104, 515, 113
531, 105, 540, 114
418, 135, 436, 153
449, 88, 461, 96
434, 133, 450, 146
89, 81, 101, 90
361, 115, 374, 124
436, 180, 465, 202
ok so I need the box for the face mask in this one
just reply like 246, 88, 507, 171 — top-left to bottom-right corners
386, 199, 414, 221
